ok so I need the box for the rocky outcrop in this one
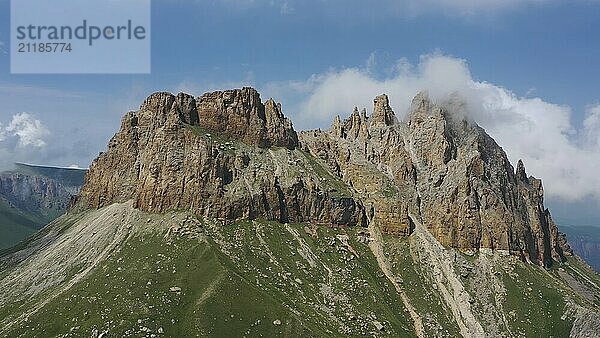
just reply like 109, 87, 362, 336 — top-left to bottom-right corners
77, 86, 571, 266
77, 88, 365, 227
371, 94, 396, 126
300, 91, 571, 267
196, 88, 298, 149
0, 164, 85, 226
0, 174, 72, 214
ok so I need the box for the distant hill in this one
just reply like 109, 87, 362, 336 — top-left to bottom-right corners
562, 225, 600, 272
0, 163, 87, 250
10, 162, 87, 187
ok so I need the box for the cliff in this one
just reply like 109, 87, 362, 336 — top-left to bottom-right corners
0, 163, 85, 224
76, 87, 572, 266
0, 163, 86, 249
300, 92, 572, 267
77, 87, 366, 226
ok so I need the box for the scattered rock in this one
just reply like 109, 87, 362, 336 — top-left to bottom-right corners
372, 320, 384, 331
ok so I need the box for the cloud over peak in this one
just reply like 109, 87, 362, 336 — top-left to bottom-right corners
266, 53, 600, 203
584, 104, 600, 149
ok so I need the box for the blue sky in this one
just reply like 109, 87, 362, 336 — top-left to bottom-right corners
0, 0, 599, 225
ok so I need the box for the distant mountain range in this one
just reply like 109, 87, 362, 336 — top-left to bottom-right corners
0, 163, 86, 250
562, 225, 600, 272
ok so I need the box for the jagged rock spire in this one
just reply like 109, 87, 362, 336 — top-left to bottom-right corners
331, 115, 344, 138
410, 91, 431, 113
516, 159, 528, 183
197, 87, 298, 149
345, 107, 364, 138
300, 90, 572, 268
371, 94, 396, 126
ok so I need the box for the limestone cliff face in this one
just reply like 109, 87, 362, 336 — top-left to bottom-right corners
300, 92, 571, 267
0, 173, 74, 217
196, 88, 299, 149
0, 163, 85, 227
78, 87, 570, 266
77, 88, 366, 226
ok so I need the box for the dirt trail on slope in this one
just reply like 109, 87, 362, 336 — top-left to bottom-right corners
408, 213, 485, 338
368, 222, 425, 338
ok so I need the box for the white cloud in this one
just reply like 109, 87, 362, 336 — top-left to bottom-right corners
270, 53, 600, 203
584, 104, 600, 149
3, 113, 50, 148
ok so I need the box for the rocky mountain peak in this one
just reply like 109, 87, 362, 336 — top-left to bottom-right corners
4, 90, 598, 338
77, 87, 365, 227
301, 91, 572, 267
197, 87, 298, 149
516, 159, 529, 183
371, 94, 396, 126
133, 87, 298, 149
78, 87, 573, 268
410, 90, 432, 114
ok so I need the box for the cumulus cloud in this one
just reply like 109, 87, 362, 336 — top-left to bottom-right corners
0, 113, 51, 171
584, 104, 600, 149
2, 113, 50, 148
269, 54, 600, 203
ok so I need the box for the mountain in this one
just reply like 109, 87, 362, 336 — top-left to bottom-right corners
0, 163, 87, 249
561, 225, 600, 272
76, 90, 364, 226
300, 92, 572, 267
1, 88, 598, 337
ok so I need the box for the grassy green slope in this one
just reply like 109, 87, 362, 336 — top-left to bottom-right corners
1, 204, 598, 338
381, 233, 600, 338
384, 237, 462, 337
0, 211, 416, 337
0, 163, 86, 250
501, 261, 572, 337
0, 199, 44, 250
